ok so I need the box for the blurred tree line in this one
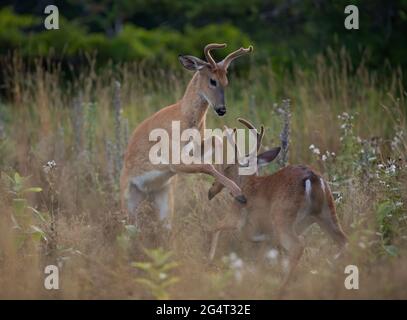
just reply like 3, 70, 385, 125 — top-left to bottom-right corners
1, 0, 407, 71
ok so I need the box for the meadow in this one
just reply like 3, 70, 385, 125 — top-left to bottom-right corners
0, 50, 406, 299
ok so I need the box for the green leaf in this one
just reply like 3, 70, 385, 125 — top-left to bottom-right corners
15, 233, 26, 249
116, 234, 130, 251
160, 261, 179, 272
14, 172, 22, 185
376, 200, 395, 222
131, 262, 152, 271
23, 187, 42, 193
30, 225, 48, 242
125, 224, 139, 237
10, 213, 20, 229
3, 173, 15, 185
135, 278, 158, 291
384, 245, 398, 257
161, 277, 179, 288
12, 198, 27, 214
28, 206, 50, 223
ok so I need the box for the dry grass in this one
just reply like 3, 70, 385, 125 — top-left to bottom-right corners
0, 50, 406, 299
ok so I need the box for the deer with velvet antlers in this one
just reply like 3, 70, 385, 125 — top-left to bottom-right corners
120, 43, 253, 228
207, 118, 348, 286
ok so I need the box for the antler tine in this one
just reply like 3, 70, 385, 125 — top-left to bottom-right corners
220, 45, 253, 69
204, 43, 227, 68
258, 125, 265, 151
238, 117, 256, 130
223, 125, 236, 145
223, 125, 242, 159
238, 117, 264, 152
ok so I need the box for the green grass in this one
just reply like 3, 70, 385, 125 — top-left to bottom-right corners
0, 50, 406, 299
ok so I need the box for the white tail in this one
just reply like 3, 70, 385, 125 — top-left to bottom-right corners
208, 118, 348, 289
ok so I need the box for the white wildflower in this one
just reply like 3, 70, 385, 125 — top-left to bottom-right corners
266, 249, 279, 265
231, 257, 243, 270
388, 164, 396, 174
43, 160, 56, 174
227, 252, 244, 282
358, 242, 366, 249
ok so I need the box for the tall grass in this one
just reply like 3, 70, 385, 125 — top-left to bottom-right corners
0, 50, 406, 299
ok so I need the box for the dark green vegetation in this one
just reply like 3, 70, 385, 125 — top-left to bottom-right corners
1, 1, 407, 71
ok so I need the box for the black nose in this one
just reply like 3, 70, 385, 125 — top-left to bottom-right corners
216, 106, 226, 116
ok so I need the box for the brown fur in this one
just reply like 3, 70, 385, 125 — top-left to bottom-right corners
209, 164, 348, 291
120, 44, 253, 224
207, 124, 348, 291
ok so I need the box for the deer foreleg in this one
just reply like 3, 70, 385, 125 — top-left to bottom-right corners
209, 210, 242, 261
169, 163, 246, 203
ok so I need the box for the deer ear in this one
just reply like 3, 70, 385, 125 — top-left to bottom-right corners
178, 55, 209, 71
257, 147, 281, 167
208, 181, 224, 200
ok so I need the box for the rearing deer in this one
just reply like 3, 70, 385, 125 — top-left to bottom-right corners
120, 44, 252, 227
207, 118, 348, 286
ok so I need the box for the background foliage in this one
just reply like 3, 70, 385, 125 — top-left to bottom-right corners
1, 0, 407, 72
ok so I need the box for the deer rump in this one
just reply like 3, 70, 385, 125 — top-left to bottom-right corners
234, 165, 345, 249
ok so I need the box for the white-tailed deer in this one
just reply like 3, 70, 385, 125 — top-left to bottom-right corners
207, 118, 348, 286
120, 43, 253, 227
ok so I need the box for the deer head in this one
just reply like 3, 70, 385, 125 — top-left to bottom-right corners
178, 43, 253, 116
208, 118, 281, 199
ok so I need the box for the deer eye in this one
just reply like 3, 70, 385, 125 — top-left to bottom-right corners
209, 78, 217, 87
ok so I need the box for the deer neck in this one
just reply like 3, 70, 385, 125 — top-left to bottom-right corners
180, 72, 209, 129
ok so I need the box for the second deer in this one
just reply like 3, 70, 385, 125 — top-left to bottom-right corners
207, 118, 348, 286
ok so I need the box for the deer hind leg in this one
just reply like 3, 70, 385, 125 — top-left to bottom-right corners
152, 182, 174, 229
313, 180, 347, 250
126, 183, 146, 226
311, 180, 348, 259
315, 210, 347, 247
314, 208, 348, 261
278, 225, 304, 292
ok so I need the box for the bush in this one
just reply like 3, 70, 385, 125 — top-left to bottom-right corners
0, 7, 252, 66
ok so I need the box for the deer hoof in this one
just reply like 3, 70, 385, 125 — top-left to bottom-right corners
234, 195, 247, 204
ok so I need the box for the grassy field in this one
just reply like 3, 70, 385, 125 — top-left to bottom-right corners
0, 50, 406, 299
